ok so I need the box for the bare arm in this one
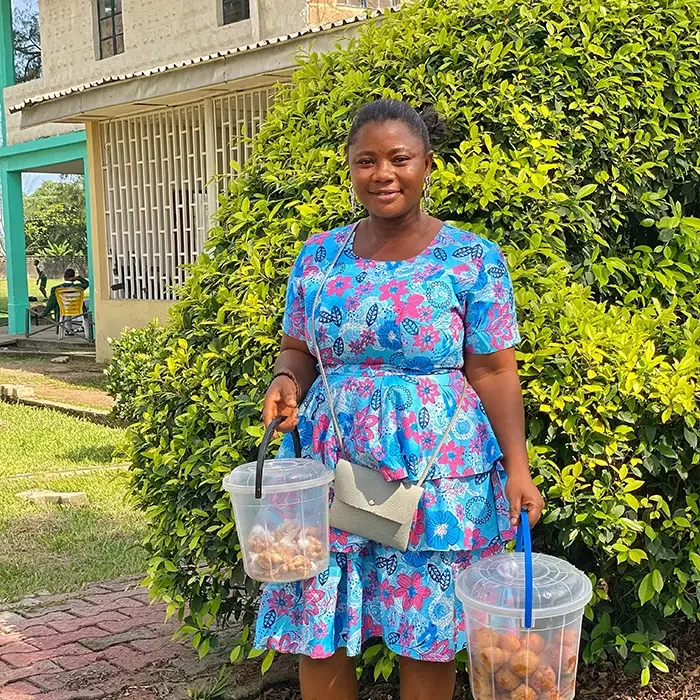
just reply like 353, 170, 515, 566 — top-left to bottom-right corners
262, 334, 318, 433
465, 347, 544, 527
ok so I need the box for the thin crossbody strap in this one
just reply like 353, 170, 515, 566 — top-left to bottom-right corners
310, 225, 356, 458
310, 223, 468, 486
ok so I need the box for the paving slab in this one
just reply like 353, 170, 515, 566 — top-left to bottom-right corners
0, 577, 259, 699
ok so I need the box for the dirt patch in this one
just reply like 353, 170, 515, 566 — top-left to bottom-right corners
30, 384, 113, 410
0, 357, 112, 410
577, 622, 700, 700
257, 622, 700, 700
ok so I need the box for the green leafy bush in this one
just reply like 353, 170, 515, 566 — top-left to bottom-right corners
105, 320, 168, 423
124, 0, 700, 683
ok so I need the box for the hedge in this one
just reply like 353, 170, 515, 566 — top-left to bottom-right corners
113, 0, 700, 683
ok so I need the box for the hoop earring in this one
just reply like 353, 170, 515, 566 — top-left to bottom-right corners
422, 174, 433, 213
349, 185, 358, 215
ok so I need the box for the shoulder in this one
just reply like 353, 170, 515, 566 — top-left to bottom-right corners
289, 223, 354, 281
302, 223, 354, 253
438, 223, 502, 258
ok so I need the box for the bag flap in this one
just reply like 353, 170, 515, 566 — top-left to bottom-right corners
333, 459, 423, 525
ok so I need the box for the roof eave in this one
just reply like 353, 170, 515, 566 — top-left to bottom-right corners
10, 11, 385, 128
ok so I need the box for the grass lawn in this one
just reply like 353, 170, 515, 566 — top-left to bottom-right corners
0, 469, 148, 602
0, 401, 147, 601
0, 277, 91, 316
0, 402, 125, 477
0, 356, 112, 411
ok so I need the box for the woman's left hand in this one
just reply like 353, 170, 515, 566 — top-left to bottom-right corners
505, 467, 544, 529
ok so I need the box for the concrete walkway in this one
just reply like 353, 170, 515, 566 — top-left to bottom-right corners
0, 577, 234, 700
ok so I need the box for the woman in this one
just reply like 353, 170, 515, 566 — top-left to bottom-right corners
259, 99, 544, 700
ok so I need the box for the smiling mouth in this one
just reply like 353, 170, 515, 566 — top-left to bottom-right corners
371, 191, 401, 199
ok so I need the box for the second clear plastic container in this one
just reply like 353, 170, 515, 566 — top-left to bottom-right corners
223, 417, 334, 583
456, 513, 592, 700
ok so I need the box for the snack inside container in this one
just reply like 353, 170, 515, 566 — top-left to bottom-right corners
456, 512, 592, 700
223, 417, 334, 583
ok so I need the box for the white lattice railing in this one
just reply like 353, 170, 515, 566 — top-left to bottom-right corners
100, 85, 278, 301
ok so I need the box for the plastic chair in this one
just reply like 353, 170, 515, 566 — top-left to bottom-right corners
55, 286, 89, 340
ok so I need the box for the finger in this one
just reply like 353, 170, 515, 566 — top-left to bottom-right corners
280, 383, 298, 409
527, 499, 544, 527
509, 494, 522, 528
278, 415, 299, 433
262, 388, 281, 426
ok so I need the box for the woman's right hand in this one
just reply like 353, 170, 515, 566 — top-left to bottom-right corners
262, 375, 299, 433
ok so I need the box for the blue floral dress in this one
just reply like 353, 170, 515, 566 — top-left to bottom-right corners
255, 222, 521, 662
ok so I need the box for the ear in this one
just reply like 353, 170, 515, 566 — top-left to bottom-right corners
424, 150, 434, 177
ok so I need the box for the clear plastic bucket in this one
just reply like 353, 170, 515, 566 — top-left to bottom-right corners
456, 512, 592, 700
223, 417, 334, 583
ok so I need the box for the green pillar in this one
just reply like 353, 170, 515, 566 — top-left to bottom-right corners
0, 0, 15, 146
83, 156, 95, 322
0, 165, 27, 333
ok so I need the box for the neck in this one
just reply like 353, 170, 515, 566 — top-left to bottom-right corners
365, 206, 428, 241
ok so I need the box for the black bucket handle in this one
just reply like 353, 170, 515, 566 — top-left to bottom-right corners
255, 416, 302, 499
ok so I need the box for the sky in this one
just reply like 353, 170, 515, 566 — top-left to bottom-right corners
12, 0, 37, 13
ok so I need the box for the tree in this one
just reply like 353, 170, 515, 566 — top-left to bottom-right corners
24, 176, 87, 256
13, 1, 41, 84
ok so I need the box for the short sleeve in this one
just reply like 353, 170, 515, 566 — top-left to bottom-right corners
464, 243, 521, 354
282, 250, 308, 342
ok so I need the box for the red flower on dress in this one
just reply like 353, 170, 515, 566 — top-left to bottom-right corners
395, 294, 426, 322
379, 279, 408, 303
327, 276, 353, 296
414, 324, 440, 352
437, 440, 466, 472
409, 508, 425, 546
417, 378, 439, 404
395, 572, 431, 611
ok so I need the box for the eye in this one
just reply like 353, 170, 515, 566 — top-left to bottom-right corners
393, 156, 410, 164
356, 158, 374, 165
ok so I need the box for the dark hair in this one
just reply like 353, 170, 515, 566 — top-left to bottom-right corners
346, 99, 447, 153
64, 268, 76, 279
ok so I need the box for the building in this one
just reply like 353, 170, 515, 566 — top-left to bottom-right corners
2, 0, 398, 361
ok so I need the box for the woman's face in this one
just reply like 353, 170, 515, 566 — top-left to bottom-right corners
348, 120, 433, 220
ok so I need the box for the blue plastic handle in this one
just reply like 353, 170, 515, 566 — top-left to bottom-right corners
515, 508, 533, 629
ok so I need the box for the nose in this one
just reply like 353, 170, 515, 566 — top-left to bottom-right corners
372, 158, 394, 184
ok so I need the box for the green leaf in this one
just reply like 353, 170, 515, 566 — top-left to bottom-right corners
261, 649, 275, 674
638, 573, 656, 605
651, 569, 664, 594
197, 637, 210, 659
652, 659, 669, 673
363, 644, 384, 661
684, 428, 698, 449
641, 667, 651, 686
690, 552, 700, 571
576, 183, 597, 199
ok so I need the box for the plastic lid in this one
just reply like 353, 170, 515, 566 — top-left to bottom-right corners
456, 552, 592, 620
223, 458, 334, 495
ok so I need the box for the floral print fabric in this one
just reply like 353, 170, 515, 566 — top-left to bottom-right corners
255, 222, 521, 660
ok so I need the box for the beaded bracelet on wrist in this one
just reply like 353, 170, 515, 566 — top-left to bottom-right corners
273, 370, 302, 401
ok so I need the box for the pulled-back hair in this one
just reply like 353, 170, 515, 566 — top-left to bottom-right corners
346, 99, 447, 153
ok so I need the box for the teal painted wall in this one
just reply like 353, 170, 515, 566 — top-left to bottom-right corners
0, 133, 90, 333
0, 0, 14, 146
0, 166, 26, 332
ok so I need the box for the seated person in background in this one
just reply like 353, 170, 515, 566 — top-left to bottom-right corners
40, 268, 89, 323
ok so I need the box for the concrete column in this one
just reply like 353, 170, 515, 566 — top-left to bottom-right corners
0, 0, 15, 146
0, 165, 28, 333
83, 155, 95, 323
